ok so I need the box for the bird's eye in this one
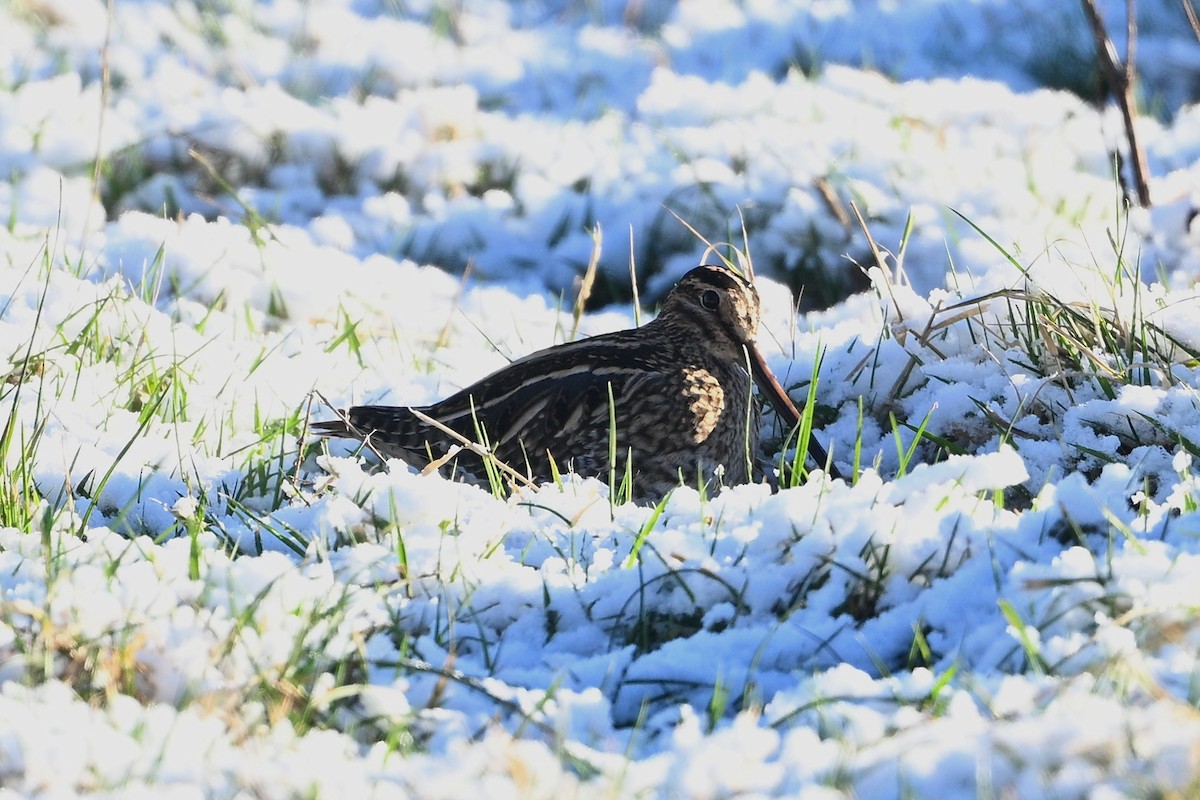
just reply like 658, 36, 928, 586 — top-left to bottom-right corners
700, 289, 721, 310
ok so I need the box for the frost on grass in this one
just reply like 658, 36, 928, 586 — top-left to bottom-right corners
3, 0, 1200, 797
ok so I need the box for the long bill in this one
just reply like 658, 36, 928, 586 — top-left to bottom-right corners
745, 342, 839, 478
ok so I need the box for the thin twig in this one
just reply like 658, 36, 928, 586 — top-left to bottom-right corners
406, 406, 538, 490
849, 200, 904, 324
82, 0, 116, 249
1079, 0, 1152, 207
312, 390, 391, 464
815, 176, 853, 234
737, 205, 755, 282
628, 225, 641, 326
1183, 0, 1200, 43
570, 225, 601, 340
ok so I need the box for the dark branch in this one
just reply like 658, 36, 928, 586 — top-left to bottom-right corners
1079, 0, 1152, 207
1183, 0, 1200, 43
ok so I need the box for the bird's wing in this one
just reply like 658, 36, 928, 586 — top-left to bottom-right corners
442, 362, 671, 481
312, 329, 687, 483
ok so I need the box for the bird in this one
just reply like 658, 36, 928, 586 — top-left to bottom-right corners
311, 264, 839, 500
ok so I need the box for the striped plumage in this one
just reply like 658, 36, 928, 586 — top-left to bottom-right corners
312, 265, 838, 499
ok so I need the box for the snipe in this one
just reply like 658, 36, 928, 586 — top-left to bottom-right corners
312, 264, 839, 499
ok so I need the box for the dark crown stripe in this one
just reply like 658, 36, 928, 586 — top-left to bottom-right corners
690, 265, 752, 293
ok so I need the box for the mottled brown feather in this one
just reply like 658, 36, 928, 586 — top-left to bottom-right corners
312, 264, 838, 498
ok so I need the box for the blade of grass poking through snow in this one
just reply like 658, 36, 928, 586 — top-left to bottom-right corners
780, 346, 827, 487
181, 502, 204, 580
76, 378, 173, 535
1, 423, 47, 531
1, 250, 55, 530
269, 407, 303, 511
607, 381, 618, 509
543, 450, 564, 491
909, 622, 959, 712
570, 225, 601, 341
386, 492, 411, 592
908, 619, 934, 668
706, 668, 730, 732
190, 147, 273, 246
998, 600, 1049, 676
628, 226, 641, 327
512, 676, 566, 741
222, 497, 308, 555
889, 404, 936, 477
665, 207, 740, 273
324, 307, 365, 368
467, 398, 505, 498
951, 207, 1029, 277
780, 427, 802, 487
799, 346, 825, 475
896, 207, 916, 273
618, 448, 634, 505
1103, 505, 1149, 555
741, 348, 756, 486
853, 396, 865, 483
624, 493, 668, 569
927, 662, 959, 715
376, 655, 562, 742
737, 205, 754, 281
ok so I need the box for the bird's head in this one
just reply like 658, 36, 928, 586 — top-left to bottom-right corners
659, 263, 805, 430
658, 264, 762, 357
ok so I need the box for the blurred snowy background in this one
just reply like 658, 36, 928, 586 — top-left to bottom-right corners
3, 0, 1200, 796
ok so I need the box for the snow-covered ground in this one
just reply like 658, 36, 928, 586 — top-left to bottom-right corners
2, 0, 1200, 796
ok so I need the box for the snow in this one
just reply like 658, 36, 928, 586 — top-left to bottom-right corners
1, 0, 1200, 796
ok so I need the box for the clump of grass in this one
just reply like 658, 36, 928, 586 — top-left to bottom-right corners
777, 347, 841, 487
2, 249, 81, 532
1, 334, 50, 531
955, 209, 1193, 384
940, 214, 1197, 481
845, 197, 1198, 491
